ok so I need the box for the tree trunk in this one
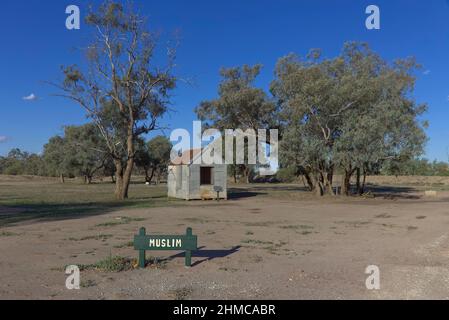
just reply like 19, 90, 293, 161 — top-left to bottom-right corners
144, 169, 150, 183
356, 168, 362, 195
341, 170, 352, 196
316, 181, 324, 196
84, 175, 93, 184
327, 170, 334, 187
114, 122, 136, 200
146, 168, 156, 184
60, 174, 65, 184
303, 172, 314, 191
324, 177, 335, 195
361, 169, 367, 195
325, 168, 335, 196
114, 160, 126, 200
121, 158, 134, 199
115, 161, 124, 200
313, 173, 324, 196
114, 160, 133, 201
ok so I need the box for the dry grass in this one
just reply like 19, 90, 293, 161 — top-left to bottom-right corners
0, 174, 445, 228
0, 175, 181, 227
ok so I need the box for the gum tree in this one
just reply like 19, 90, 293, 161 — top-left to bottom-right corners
272, 42, 427, 196
135, 136, 172, 184
271, 49, 354, 195
52, 2, 176, 199
195, 65, 278, 183
64, 124, 111, 184
43, 137, 71, 183
333, 44, 427, 195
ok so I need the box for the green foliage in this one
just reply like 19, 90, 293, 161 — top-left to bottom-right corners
41, 124, 111, 183
195, 64, 278, 182
53, 1, 177, 200
0, 125, 113, 182
382, 158, 449, 176
78, 255, 133, 273
64, 124, 110, 183
0, 132, 171, 183
0, 149, 46, 176
272, 42, 428, 195
135, 136, 172, 183
196, 64, 277, 131
1, 38, 438, 199
43, 136, 71, 178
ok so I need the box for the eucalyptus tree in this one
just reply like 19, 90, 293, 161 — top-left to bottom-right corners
272, 42, 427, 196
1, 149, 27, 176
43, 137, 70, 183
64, 124, 110, 184
333, 44, 427, 195
102, 156, 117, 183
134, 138, 152, 182
23, 154, 46, 176
146, 136, 172, 184
135, 136, 172, 183
271, 48, 355, 195
388, 159, 449, 177
0, 150, 45, 176
52, 1, 177, 199
195, 64, 278, 183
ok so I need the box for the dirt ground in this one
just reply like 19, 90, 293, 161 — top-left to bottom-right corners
2, 181, 449, 300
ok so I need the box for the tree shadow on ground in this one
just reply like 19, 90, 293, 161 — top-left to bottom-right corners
228, 185, 309, 200
0, 199, 178, 228
228, 189, 266, 200
364, 184, 421, 199
166, 246, 241, 267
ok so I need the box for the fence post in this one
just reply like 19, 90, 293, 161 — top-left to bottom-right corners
185, 228, 193, 267
138, 227, 146, 269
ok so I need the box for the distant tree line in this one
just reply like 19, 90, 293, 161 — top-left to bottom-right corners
0, 124, 172, 184
0, 149, 46, 177
274, 158, 449, 183
381, 158, 449, 177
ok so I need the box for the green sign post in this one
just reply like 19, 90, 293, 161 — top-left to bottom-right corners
134, 227, 198, 268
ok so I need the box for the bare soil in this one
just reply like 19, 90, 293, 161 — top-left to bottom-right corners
1, 178, 449, 300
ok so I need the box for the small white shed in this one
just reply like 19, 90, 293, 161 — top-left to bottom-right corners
168, 149, 228, 200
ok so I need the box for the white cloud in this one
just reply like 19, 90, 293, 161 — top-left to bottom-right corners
423, 70, 431, 76
23, 93, 38, 101
0, 136, 8, 143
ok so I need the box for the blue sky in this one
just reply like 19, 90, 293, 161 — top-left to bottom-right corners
1, 0, 449, 161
